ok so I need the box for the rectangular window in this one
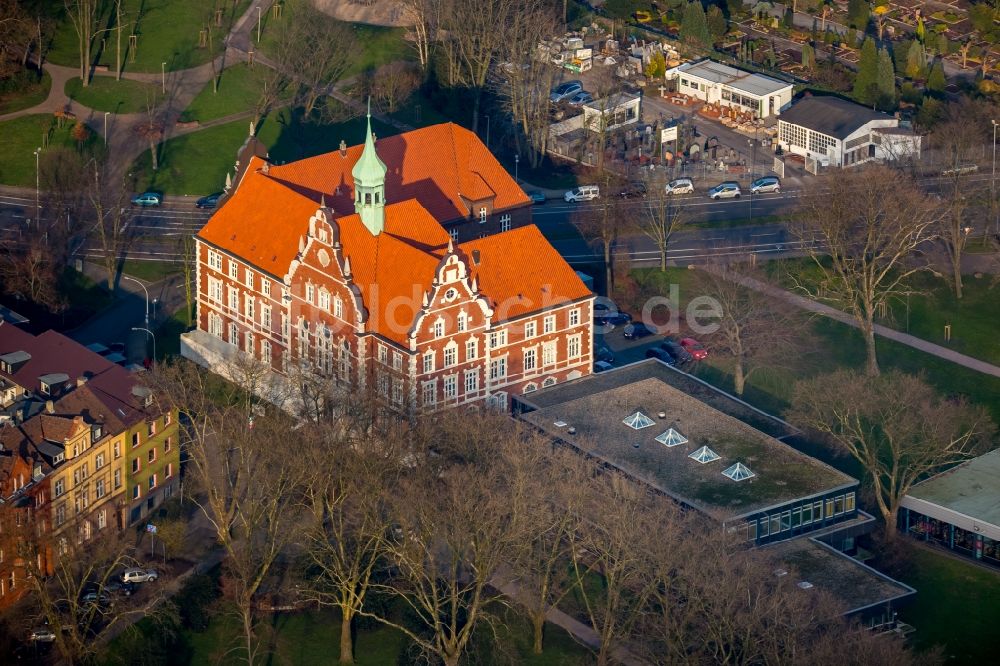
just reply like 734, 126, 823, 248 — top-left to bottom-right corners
149, 474, 157, 490
443, 375, 457, 400
835, 496, 845, 515
523, 348, 536, 371
148, 448, 156, 464
132, 458, 140, 474
378, 344, 388, 364
759, 516, 769, 537
457, 312, 467, 332
164, 437, 172, 453
56, 505, 66, 526
542, 341, 556, 366
245, 294, 255, 320
422, 381, 436, 406
846, 492, 856, 512
262, 304, 272, 330
228, 287, 239, 311
262, 279, 271, 297
489, 330, 507, 349
228, 260, 238, 279
489, 357, 507, 380
133, 485, 141, 500
319, 290, 330, 310
422, 351, 434, 374
306, 284, 315, 303
96, 479, 106, 499
479, 207, 487, 223
392, 352, 402, 371
98, 509, 107, 529
801, 503, 812, 525
769, 515, 780, 536
543, 315, 555, 334
334, 297, 343, 318
133, 432, 140, 448
825, 499, 835, 519
148, 421, 156, 437
524, 321, 536, 338
465, 370, 479, 393
54, 479, 65, 497
114, 469, 121, 489
165, 463, 173, 478
780, 511, 791, 532
433, 320, 444, 338
95, 453, 105, 470
392, 379, 403, 405
568, 335, 581, 359
813, 501, 823, 522
569, 309, 580, 326
444, 346, 457, 368
208, 277, 222, 302
747, 520, 758, 541
466, 339, 477, 360
208, 250, 222, 271
500, 214, 511, 232
791, 507, 801, 528
245, 270, 254, 290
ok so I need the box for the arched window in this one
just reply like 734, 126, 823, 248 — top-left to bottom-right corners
523, 383, 537, 394
542, 377, 557, 388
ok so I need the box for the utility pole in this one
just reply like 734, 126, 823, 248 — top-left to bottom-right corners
992, 120, 997, 233
161, 62, 166, 94
257, 6, 262, 43
34, 147, 41, 218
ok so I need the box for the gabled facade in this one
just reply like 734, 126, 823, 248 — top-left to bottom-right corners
186, 118, 594, 411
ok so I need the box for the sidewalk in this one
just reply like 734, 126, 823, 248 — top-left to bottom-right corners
714, 269, 1000, 379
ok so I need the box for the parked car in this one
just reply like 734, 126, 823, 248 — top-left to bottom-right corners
645, 347, 676, 365
618, 181, 647, 199
526, 190, 546, 205
749, 176, 781, 194
567, 91, 594, 107
104, 580, 136, 597
594, 312, 632, 327
29, 628, 56, 642
564, 185, 600, 202
708, 182, 741, 200
122, 568, 159, 584
596, 345, 615, 363
679, 337, 708, 360
549, 80, 582, 103
660, 339, 693, 364
196, 192, 222, 209
131, 192, 162, 207
665, 177, 694, 195
109, 342, 126, 355
81, 591, 110, 606
594, 360, 614, 372
623, 322, 656, 340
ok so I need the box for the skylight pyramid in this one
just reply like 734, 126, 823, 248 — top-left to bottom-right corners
688, 445, 721, 464
722, 462, 755, 481
655, 428, 688, 447
623, 411, 655, 430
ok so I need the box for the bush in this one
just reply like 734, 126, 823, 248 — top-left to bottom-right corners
176, 569, 222, 632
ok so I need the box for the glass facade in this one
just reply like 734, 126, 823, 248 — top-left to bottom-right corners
740, 490, 858, 545
901, 508, 1000, 569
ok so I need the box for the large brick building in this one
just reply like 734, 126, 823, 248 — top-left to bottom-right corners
182, 118, 594, 411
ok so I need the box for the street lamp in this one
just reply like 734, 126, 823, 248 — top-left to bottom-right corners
992, 120, 997, 233
123, 275, 150, 327
161, 62, 166, 94
104, 111, 110, 139
515, 154, 519, 182
132, 327, 156, 364
257, 6, 262, 43
34, 147, 41, 217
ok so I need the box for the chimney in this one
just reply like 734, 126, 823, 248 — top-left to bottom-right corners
76, 376, 88, 388
45, 400, 54, 414
339, 139, 347, 157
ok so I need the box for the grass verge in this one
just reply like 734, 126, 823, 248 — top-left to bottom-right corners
65, 76, 160, 114
0, 114, 104, 186
179, 63, 284, 123
121, 259, 182, 283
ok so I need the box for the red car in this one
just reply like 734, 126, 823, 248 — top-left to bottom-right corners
680, 337, 708, 360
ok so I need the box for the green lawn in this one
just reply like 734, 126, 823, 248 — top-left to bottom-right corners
131, 108, 396, 195
65, 76, 160, 114
892, 543, 1000, 664
47, 0, 252, 73
121, 259, 182, 283
154, 303, 193, 360
765, 258, 1000, 367
0, 114, 104, 187
0, 69, 51, 115
179, 64, 278, 123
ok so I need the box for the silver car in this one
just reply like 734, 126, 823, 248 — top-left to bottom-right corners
665, 178, 694, 195
708, 182, 742, 199
750, 176, 781, 194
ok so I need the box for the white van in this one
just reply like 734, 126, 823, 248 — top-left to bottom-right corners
564, 185, 600, 202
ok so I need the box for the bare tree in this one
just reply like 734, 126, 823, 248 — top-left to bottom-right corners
691, 264, 807, 396
86, 157, 134, 288
361, 411, 533, 666
277, 4, 357, 117
790, 369, 995, 540
134, 98, 164, 171
113, 0, 127, 80
399, 0, 444, 70
574, 173, 627, 294
933, 110, 988, 299
636, 174, 687, 271
792, 165, 939, 375
371, 61, 420, 113
64, 0, 108, 86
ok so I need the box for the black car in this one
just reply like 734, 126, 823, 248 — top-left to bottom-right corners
623, 322, 656, 340
595, 312, 632, 327
618, 181, 648, 199
645, 347, 675, 364
660, 339, 693, 364
596, 345, 614, 363
196, 192, 223, 209
104, 580, 136, 597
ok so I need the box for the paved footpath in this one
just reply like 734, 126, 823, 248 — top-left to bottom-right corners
714, 269, 1000, 379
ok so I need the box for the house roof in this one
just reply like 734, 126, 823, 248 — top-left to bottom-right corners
0, 326, 122, 395
675, 59, 791, 97
903, 448, 1000, 531
779, 96, 892, 140
265, 123, 528, 222
333, 203, 590, 345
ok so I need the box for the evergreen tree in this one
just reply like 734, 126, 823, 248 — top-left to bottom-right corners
905, 40, 926, 79
802, 42, 816, 71
707, 5, 728, 40
726, 0, 743, 17
848, 0, 870, 30
892, 39, 911, 75
681, 1, 712, 49
927, 59, 947, 93
876, 47, 896, 110
853, 37, 879, 105
784, 7, 794, 28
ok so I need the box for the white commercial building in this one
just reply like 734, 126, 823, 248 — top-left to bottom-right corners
665, 59, 793, 119
582, 92, 641, 132
777, 96, 922, 168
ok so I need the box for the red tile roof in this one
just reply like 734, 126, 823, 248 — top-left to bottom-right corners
0, 326, 120, 392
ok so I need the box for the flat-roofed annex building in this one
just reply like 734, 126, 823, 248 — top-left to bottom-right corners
515, 360, 859, 544
900, 448, 1000, 568
183, 116, 595, 412
665, 59, 794, 118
